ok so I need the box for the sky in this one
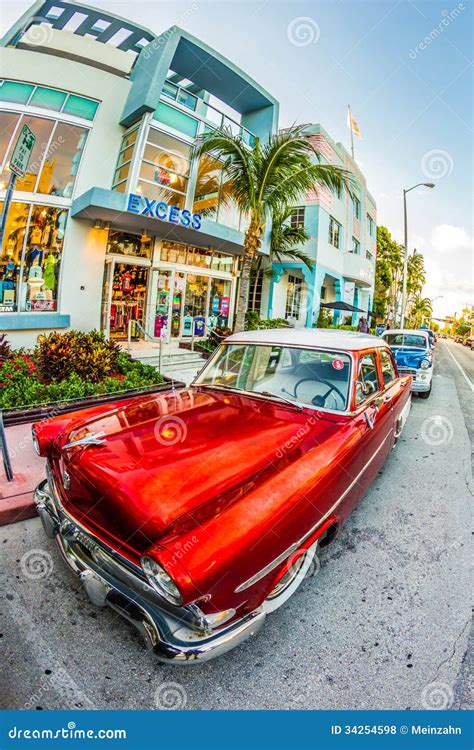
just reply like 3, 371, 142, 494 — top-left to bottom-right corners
1, 0, 473, 320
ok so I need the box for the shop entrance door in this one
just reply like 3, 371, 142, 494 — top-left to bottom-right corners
101, 259, 114, 338
105, 260, 149, 340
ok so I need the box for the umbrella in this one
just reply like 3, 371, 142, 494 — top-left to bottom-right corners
320, 301, 365, 313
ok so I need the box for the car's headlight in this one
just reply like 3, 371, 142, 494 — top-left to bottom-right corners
141, 556, 183, 605
420, 359, 431, 369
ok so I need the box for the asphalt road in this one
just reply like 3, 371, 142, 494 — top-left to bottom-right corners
1, 341, 472, 711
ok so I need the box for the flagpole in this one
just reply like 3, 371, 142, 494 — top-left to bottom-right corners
348, 104, 355, 160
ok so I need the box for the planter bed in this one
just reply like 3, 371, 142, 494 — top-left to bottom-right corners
2, 377, 185, 428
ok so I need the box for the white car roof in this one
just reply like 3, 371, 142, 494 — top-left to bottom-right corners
225, 328, 386, 351
382, 329, 430, 339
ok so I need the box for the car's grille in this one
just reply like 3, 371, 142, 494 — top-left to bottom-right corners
398, 367, 417, 375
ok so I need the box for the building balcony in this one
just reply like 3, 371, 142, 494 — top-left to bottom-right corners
342, 251, 374, 287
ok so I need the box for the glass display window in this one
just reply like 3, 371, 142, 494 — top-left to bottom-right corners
109, 262, 149, 339
106, 230, 152, 259
208, 278, 231, 329
37, 123, 88, 198
21, 205, 67, 312
0, 201, 28, 312
0, 113, 89, 197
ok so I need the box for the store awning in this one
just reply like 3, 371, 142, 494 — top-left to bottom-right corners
321, 301, 365, 313
71, 187, 247, 255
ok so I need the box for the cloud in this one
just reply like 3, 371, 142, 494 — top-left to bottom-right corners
430, 224, 472, 253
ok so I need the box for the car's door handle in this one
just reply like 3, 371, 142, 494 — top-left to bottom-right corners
382, 394, 392, 404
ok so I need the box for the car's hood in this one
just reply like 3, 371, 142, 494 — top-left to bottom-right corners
52, 387, 342, 552
390, 347, 431, 368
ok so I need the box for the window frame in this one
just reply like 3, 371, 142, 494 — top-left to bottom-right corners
378, 348, 397, 387
352, 195, 361, 220
351, 236, 360, 255
354, 350, 382, 406
290, 206, 305, 230
328, 216, 341, 248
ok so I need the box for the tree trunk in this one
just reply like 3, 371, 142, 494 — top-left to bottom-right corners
234, 221, 262, 332
251, 256, 263, 312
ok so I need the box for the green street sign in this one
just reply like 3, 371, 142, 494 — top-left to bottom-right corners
9, 124, 36, 179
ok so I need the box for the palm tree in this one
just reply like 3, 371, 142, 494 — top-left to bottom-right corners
193, 126, 349, 332
249, 205, 312, 312
408, 295, 432, 328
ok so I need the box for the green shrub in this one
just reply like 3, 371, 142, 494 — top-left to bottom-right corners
245, 312, 290, 330
35, 330, 121, 383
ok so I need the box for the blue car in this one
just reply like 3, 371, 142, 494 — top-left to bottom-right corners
382, 329, 433, 399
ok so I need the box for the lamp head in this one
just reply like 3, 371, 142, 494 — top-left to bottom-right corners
424, 183, 435, 188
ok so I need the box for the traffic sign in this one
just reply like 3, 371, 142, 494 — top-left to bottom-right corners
9, 124, 36, 179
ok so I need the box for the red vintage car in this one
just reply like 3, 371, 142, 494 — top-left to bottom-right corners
33, 329, 411, 664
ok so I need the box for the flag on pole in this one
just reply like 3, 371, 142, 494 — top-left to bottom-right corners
347, 109, 362, 140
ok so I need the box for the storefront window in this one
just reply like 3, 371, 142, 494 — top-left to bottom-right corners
109, 263, 149, 339
37, 123, 88, 197
0, 202, 67, 313
22, 206, 67, 312
136, 180, 186, 208
0, 112, 19, 175
192, 154, 222, 220
161, 241, 187, 264
182, 274, 208, 336
187, 247, 212, 269
112, 127, 138, 192
208, 278, 231, 329
0, 202, 28, 312
106, 230, 152, 259
154, 269, 172, 337
0, 113, 89, 197
1, 115, 54, 191
211, 251, 234, 272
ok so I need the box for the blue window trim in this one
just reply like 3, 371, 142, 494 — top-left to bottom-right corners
0, 313, 70, 331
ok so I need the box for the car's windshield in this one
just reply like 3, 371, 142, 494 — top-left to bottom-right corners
383, 333, 427, 349
193, 344, 352, 412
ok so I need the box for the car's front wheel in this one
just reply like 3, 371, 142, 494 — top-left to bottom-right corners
262, 541, 318, 614
419, 386, 432, 399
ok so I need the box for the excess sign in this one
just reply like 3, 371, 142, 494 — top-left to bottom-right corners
127, 193, 202, 230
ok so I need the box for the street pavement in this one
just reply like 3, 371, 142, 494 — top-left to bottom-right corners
1, 340, 472, 710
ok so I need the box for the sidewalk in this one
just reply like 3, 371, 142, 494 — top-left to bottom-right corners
0, 422, 44, 526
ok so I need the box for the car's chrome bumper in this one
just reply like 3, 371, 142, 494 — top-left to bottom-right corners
34, 477, 265, 664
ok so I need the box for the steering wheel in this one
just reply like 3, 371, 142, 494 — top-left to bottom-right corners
291, 376, 346, 408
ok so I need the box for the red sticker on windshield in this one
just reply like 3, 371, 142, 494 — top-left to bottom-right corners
332, 359, 344, 370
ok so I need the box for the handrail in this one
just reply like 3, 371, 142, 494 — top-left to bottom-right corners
127, 319, 163, 373
0, 411, 13, 482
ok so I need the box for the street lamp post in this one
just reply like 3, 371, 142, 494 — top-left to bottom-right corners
400, 182, 435, 328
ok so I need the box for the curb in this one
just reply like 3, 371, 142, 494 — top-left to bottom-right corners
0, 491, 37, 527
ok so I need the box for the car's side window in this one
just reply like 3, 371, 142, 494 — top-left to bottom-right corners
379, 349, 396, 387
355, 352, 380, 405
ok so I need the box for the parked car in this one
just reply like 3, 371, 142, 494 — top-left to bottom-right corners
382, 329, 433, 399
32, 329, 412, 664
419, 327, 436, 348
463, 335, 474, 350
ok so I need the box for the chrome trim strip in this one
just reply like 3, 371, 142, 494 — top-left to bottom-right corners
235, 429, 393, 593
